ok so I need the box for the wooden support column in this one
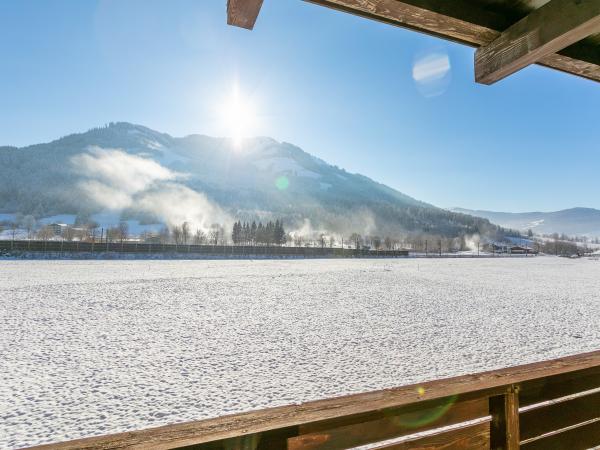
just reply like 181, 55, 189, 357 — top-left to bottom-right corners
227, 0, 264, 30
475, 0, 600, 84
490, 386, 520, 450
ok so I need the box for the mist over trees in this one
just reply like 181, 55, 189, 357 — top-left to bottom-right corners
231, 220, 286, 245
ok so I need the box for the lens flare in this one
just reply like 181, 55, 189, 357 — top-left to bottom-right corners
275, 176, 289, 191
412, 51, 452, 98
394, 395, 458, 429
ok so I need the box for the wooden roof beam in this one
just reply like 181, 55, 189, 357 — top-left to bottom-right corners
475, 0, 600, 84
227, 0, 264, 30
303, 0, 600, 83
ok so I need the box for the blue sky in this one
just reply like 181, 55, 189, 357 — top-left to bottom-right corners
1, 0, 598, 212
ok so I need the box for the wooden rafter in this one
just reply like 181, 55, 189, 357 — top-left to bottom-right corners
227, 0, 264, 30
301, 0, 600, 83
476, 0, 600, 84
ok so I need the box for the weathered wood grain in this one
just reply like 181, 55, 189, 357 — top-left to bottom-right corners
25, 350, 600, 450
475, 0, 600, 84
227, 0, 264, 30
489, 388, 519, 450
288, 397, 487, 450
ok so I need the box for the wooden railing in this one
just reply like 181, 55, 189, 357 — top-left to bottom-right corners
28, 350, 600, 450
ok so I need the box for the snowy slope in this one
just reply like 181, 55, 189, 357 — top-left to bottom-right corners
451, 207, 600, 237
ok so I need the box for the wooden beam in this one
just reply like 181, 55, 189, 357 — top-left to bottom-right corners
227, 0, 264, 30
475, 0, 600, 84
303, 0, 600, 83
489, 386, 520, 450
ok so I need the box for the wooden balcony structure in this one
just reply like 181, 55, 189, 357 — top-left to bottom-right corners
226, 0, 600, 84
27, 350, 600, 450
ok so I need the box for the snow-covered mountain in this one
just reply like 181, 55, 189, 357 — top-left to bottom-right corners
0, 122, 499, 237
451, 207, 600, 237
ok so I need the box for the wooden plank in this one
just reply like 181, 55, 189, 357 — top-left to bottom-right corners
521, 419, 600, 450
304, 0, 499, 46
25, 350, 600, 450
489, 387, 520, 450
373, 421, 490, 450
475, 0, 600, 84
520, 390, 600, 441
288, 397, 487, 450
519, 365, 600, 407
303, 0, 600, 82
227, 0, 264, 30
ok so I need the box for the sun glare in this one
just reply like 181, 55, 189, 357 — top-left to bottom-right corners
219, 83, 258, 148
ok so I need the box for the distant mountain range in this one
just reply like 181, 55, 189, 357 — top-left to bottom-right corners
0, 122, 502, 239
451, 208, 600, 238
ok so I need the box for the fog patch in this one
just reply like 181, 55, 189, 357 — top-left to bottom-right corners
71, 147, 229, 232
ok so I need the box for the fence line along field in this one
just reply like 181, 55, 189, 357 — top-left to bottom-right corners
1, 257, 599, 448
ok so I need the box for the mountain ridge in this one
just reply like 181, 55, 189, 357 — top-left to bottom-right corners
451, 207, 600, 237
0, 122, 505, 239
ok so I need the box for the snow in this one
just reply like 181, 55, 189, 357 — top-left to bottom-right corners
319, 182, 332, 190
253, 157, 321, 179
1, 257, 600, 448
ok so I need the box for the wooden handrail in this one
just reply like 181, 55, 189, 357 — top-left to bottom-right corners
26, 350, 600, 450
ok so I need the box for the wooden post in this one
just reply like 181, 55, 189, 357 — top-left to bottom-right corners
490, 385, 520, 450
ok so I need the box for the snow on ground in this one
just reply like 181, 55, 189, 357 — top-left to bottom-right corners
1, 257, 600, 448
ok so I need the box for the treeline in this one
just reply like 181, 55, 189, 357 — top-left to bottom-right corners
231, 220, 286, 245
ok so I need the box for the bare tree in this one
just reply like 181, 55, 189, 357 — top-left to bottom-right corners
193, 229, 206, 245
22, 215, 36, 239
63, 226, 76, 242
87, 221, 100, 242
349, 233, 362, 249
37, 225, 55, 241
384, 236, 393, 250
9, 221, 18, 240
118, 221, 129, 243
182, 222, 190, 245
172, 225, 182, 245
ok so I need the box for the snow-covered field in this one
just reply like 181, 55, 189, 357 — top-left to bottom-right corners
1, 257, 599, 448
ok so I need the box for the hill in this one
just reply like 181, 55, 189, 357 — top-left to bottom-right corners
451, 207, 600, 238
0, 122, 504, 239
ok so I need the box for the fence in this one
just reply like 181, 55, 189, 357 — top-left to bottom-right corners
0, 239, 409, 258
27, 350, 600, 449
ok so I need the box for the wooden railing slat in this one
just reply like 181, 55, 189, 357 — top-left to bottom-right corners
288, 397, 487, 450
521, 419, 600, 450
372, 421, 490, 450
519, 365, 600, 407
520, 390, 600, 441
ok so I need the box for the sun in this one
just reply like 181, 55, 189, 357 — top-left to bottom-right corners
219, 83, 258, 148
